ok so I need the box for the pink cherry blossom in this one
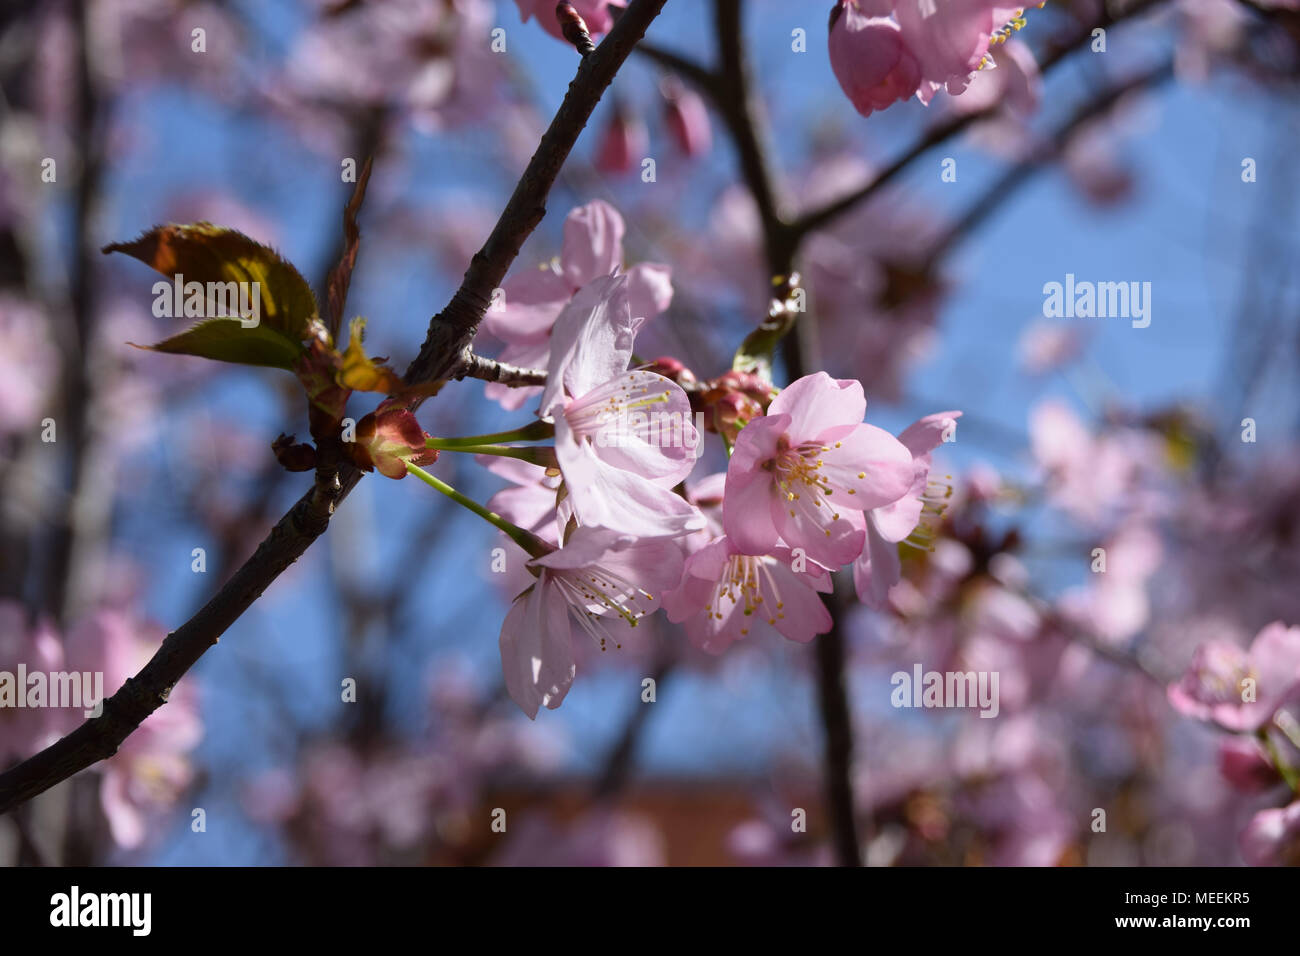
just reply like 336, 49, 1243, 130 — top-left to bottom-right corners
829, 2, 1030, 114
1056, 523, 1162, 644
1029, 399, 1162, 527
480, 455, 563, 545
64, 610, 202, 849
499, 526, 684, 718
540, 274, 704, 538
481, 200, 672, 411
663, 537, 833, 654
828, 4, 922, 116
593, 105, 649, 175
1239, 800, 1300, 866
723, 372, 914, 567
0, 601, 68, 764
1168, 621, 1300, 732
853, 410, 961, 609
897, 0, 1013, 104
661, 76, 712, 158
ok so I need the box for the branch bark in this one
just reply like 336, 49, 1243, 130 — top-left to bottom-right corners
410, 0, 669, 388
456, 352, 548, 388
0, 0, 669, 816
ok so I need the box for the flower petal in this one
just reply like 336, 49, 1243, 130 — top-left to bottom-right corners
499, 580, 576, 719
541, 274, 635, 413
562, 199, 625, 288
768, 371, 866, 440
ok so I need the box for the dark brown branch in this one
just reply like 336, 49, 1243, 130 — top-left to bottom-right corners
0, 473, 345, 813
635, 39, 715, 91
456, 352, 548, 388
409, 0, 670, 388
706, 0, 857, 865
0, 0, 669, 816
813, 606, 862, 866
592, 652, 675, 799
713, 0, 795, 277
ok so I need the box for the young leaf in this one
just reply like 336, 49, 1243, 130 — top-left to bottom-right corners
338, 316, 405, 394
130, 318, 307, 370
104, 222, 319, 367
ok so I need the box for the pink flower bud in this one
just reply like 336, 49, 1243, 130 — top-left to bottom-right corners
827, 2, 921, 117
661, 77, 712, 158
353, 402, 438, 479
593, 103, 648, 175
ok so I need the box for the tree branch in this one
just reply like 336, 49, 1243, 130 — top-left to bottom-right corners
410, 0, 670, 388
925, 60, 1176, 266
456, 352, 548, 388
0, 0, 669, 816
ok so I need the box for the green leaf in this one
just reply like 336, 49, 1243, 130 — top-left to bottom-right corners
104, 222, 319, 368
731, 273, 803, 381
130, 318, 307, 370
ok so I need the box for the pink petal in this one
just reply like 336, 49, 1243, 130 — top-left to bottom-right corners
765, 552, 834, 642
828, 6, 921, 116
722, 414, 790, 555
480, 265, 570, 344
555, 415, 705, 537
768, 371, 866, 440
562, 199, 625, 288
771, 486, 866, 568
499, 580, 575, 719
854, 516, 903, 609
626, 262, 674, 321
568, 370, 698, 483
897, 410, 962, 458
540, 274, 635, 414
815, 422, 915, 510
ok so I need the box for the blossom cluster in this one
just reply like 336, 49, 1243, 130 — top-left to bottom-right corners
427, 202, 961, 719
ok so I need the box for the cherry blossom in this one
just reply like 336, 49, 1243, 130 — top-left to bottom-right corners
1168, 621, 1300, 732
723, 372, 915, 567
663, 537, 834, 654
481, 201, 672, 411
540, 274, 704, 539
498, 526, 684, 718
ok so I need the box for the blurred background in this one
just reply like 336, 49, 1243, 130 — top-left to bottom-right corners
2, 0, 1300, 865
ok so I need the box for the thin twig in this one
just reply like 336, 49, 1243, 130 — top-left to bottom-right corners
456, 352, 548, 388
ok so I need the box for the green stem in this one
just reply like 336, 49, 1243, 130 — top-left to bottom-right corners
1260, 728, 1300, 794
429, 420, 554, 447
405, 461, 550, 559
425, 440, 558, 469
